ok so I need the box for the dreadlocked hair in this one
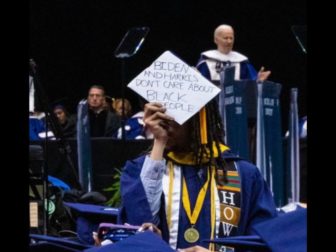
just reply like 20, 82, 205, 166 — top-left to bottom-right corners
190, 99, 229, 184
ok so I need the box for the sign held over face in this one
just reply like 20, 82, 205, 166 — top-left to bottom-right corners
127, 51, 221, 124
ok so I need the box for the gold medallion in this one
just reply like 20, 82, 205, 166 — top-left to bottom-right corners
184, 227, 200, 243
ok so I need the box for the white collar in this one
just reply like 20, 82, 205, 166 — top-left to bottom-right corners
201, 50, 248, 62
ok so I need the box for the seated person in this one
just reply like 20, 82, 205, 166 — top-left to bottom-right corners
112, 98, 133, 118
87, 85, 121, 137
114, 110, 153, 140
113, 99, 153, 140
53, 104, 77, 138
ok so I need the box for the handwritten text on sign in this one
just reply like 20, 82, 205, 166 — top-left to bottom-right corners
128, 51, 220, 124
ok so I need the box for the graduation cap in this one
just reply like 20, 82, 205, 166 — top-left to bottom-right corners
30, 234, 93, 251
84, 231, 175, 252
127, 50, 221, 125
64, 202, 119, 220
51, 97, 70, 110
127, 50, 221, 144
203, 208, 307, 252
252, 208, 306, 252
64, 202, 119, 245
204, 236, 269, 251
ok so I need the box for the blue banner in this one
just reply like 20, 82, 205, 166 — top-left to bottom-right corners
77, 100, 93, 192
256, 81, 285, 207
219, 67, 249, 160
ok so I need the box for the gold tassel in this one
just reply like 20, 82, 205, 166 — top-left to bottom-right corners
199, 107, 208, 144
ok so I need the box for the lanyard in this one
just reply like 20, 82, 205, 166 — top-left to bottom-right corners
182, 168, 210, 226
167, 162, 216, 251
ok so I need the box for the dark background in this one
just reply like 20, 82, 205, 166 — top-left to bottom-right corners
29, 0, 306, 132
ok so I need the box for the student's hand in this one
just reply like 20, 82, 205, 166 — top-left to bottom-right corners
177, 246, 210, 252
257, 66, 271, 82
92, 231, 101, 246
138, 222, 162, 237
143, 102, 174, 143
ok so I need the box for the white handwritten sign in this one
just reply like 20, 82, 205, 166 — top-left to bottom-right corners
127, 51, 221, 124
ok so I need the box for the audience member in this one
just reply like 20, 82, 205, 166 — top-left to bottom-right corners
53, 104, 77, 138
114, 98, 153, 140
87, 85, 121, 137
112, 98, 133, 118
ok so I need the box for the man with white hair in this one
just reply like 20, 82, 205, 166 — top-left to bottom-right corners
197, 24, 270, 84
197, 24, 271, 163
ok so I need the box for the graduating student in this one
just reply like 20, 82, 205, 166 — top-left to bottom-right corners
119, 98, 277, 251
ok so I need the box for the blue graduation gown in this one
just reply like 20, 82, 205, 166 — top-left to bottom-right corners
119, 152, 277, 249
196, 50, 258, 83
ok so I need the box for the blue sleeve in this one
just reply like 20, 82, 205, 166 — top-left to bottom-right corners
140, 156, 166, 221
237, 161, 278, 234
119, 156, 170, 242
119, 156, 155, 225
196, 57, 211, 80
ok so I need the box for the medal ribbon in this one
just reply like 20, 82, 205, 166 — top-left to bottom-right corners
182, 168, 211, 226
